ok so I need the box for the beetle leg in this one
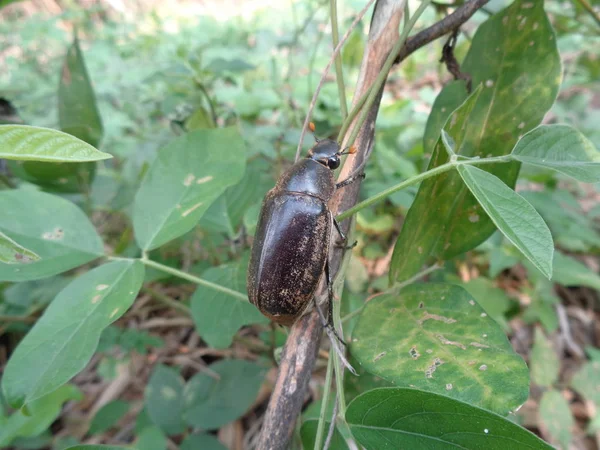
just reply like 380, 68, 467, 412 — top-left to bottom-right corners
324, 260, 346, 346
333, 219, 357, 249
333, 218, 346, 241
335, 172, 365, 190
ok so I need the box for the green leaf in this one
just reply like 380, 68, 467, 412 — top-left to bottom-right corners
0, 385, 82, 448
461, 278, 511, 331
133, 127, 246, 250
552, 251, 600, 290
538, 390, 573, 449
346, 388, 553, 450
58, 36, 104, 148
2, 260, 144, 409
135, 426, 166, 450
350, 283, 529, 414
571, 361, 600, 405
144, 365, 186, 435
180, 434, 227, 450
0, 231, 40, 264
511, 125, 600, 183
0, 125, 111, 162
183, 359, 265, 429
300, 420, 349, 450
422, 80, 469, 155
89, 400, 130, 434
390, 86, 482, 282
185, 107, 215, 131
0, 189, 104, 282
66, 446, 131, 450
391, 0, 561, 283
458, 164, 554, 279
530, 327, 560, 388
191, 257, 268, 349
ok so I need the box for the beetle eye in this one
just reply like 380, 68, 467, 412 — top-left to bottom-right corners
327, 157, 340, 170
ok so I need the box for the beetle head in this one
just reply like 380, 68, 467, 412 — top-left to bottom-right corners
307, 139, 342, 170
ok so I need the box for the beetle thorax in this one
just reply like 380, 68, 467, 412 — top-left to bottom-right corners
275, 159, 336, 201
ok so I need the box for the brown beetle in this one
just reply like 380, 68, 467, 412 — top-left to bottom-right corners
247, 138, 357, 326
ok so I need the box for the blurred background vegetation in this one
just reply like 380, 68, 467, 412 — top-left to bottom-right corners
0, 0, 599, 448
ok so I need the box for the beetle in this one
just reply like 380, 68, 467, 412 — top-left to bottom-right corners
247, 136, 359, 327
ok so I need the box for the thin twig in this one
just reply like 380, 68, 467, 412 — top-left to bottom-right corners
573, 0, 600, 28
323, 394, 339, 450
395, 0, 490, 63
295, 0, 377, 162
331, 0, 349, 120
556, 302, 585, 358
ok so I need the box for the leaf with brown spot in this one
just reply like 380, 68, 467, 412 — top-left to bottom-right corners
350, 283, 529, 414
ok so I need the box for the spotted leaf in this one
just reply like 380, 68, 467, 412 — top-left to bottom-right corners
350, 283, 529, 414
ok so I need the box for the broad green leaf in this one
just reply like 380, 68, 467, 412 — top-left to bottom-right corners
15, 34, 107, 194
538, 390, 573, 449
0, 189, 104, 282
571, 361, 600, 405
183, 359, 265, 429
200, 159, 271, 237
89, 400, 130, 434
346, 388, 553, 450
66, 447, 131, 450
191, 257, 267, 349
488, 245, 520, 278
422, 80, 468, 155
58, 36, 103, 148
522, 190, 600, 252
180, 434, 227, 450
185, 107, 215, 130
133, 127, 246, 250
458, 165, 554, 279
144, 365, 186, 435
0, 230, 40, 264
301, 420, 349, 450
7, 158, 97, 194
0, 385, 82, 448
461, 278, 511, 331
530, 327, 560, 387
2, 260, 144, 409
0, 125, 111, 162
552, 251, 600, 290
135, 426, 166, 450
390, 87, 481, 282
391, 0, 561, 283
512, 125, 600, 183
350, 284, 529, 414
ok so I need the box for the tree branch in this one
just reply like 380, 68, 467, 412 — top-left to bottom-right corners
257, 1, 407, 449
395, 0, 490, 63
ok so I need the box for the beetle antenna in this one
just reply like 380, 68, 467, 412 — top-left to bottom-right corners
309, 122, 320, 142
338, 144, 357, 156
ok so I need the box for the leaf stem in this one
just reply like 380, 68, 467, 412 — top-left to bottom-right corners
332, 341, 347, 418
314, 351, 334, 450
139, 258, 248, 302
336, 155, 512, 221
330, 0, 348, 120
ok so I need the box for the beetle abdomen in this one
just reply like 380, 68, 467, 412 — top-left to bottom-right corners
247, 191, 332, 325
